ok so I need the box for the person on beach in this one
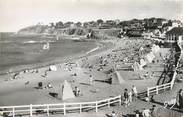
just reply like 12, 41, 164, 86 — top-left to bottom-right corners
89, 75, 93, 85
74, 86, 80, 97
44, 70, 48, 77
123, 89, 129, 106
144, 72, 149, 78
47, 82, 53, 88
135, 110, 140, 117
176, 89, 183, 109
128, 90, 133, 104
111, 110, 116, 117
132, 85, 138, 99
150, 72, 155, 79
142, 108, 151, 117
151, 105, 158, 117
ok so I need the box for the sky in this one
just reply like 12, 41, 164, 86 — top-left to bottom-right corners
0, 0, 183, 32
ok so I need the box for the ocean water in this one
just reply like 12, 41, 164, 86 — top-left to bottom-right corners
0, 33, 96, 73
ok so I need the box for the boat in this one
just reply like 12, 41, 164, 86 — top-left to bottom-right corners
43, 42, 50, 50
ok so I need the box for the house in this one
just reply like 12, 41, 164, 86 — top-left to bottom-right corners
166, 27, 183, 43
172, 20, 182, 27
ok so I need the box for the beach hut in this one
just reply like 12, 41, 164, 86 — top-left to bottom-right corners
145, 52, 155, 63
140, 58, 147, 67
62, 80, 75, 100
49, 65, 57, 71
112, 71, 125, 84
132, 62, 143, 71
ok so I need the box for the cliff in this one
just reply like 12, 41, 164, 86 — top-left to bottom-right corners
17, 25, 121, 39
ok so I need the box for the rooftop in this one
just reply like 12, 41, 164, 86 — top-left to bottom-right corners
166, 27, 183, 35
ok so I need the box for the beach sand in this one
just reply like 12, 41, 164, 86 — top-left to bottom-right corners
0, 37, 181, 117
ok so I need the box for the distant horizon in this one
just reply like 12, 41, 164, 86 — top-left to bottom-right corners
0, 0, 183, 32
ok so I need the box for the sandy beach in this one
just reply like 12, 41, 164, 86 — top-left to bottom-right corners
0, 38, 115, 105
0, 37, 182, 117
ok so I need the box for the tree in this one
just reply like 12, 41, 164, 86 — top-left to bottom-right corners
55, 21, 64, 29
50, 22, 55, 28
97, 19, 104, 25
75, 22, 82, 27
64, 21, 74, 28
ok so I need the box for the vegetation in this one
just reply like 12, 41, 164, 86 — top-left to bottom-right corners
18, 18, 182, 38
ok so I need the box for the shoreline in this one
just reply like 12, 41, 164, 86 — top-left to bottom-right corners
0, 40, 114, 77
0, 37, 178, 111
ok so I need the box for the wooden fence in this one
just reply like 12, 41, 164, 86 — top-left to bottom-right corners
147, 44, 182, 97
0, 95, 121, 117
147, 82, 172, 97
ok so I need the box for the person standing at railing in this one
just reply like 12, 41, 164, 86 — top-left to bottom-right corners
132, 85, 138, 100
123, 89, 129, 106
177, 89, 183, 110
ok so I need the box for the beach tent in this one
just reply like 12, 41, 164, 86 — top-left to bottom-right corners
140, 58, 147, 67
62, 80, 75, 100
49, 65, 57, 71
145, 52, 155, 63
112, 71, 125, 84
132, 62, 143, 71
151, 44, 160, 54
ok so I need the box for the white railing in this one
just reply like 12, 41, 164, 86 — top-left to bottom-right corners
147, 82, 172, 97
0, 95, 121, 117
147, 44, 182, 97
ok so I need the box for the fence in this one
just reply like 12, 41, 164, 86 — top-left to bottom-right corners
0, 95, 121, 117
147, 82, 172, 97
147, 43, 182, 97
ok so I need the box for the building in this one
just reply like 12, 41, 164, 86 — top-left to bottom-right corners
166, 27, 183, 43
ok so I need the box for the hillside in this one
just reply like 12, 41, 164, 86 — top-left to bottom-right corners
17, 25, 121, 39
18, 25, 54, 34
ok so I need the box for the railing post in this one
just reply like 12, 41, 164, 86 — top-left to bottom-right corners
164, 85, 165, 91
30, 104, 32, 117
95, 101, 98, 112
108, 99, 110, 107
47, 105, 49, 116
79, 104, 82, 113
119, 95, 121, 106
12, 107, 15, 117
156, 86, 158, 95
63, 103, 66, 115
170, 81, 173, 90
147, 87, 149, 97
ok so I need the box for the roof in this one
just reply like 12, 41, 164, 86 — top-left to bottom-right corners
166, 27, 183, 35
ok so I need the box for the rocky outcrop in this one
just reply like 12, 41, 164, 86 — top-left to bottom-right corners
18, 25, 121, 39
18, 25, 54, 34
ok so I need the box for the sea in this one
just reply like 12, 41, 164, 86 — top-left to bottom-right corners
0, 33, 97, 74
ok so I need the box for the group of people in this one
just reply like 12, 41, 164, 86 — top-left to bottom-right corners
140, 105, 158, 117
73, 86, 80, 97
79, 40, 152, 74
108, 104, 158, 117
123, 85, 138, 106
176, 89, 183, 109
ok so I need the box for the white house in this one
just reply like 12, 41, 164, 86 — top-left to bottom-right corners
166, 27, 183, 43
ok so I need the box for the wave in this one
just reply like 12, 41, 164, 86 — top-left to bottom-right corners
23, 40, 55, 44
23, 40, 37, 44
86, 46, 99, 54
